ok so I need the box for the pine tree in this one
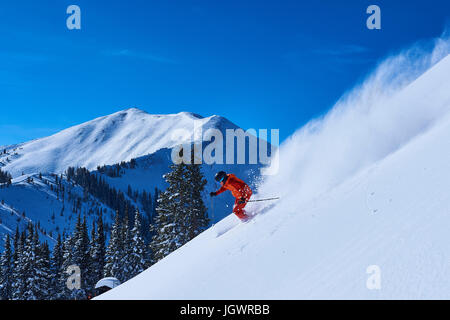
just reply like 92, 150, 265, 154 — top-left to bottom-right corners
153, 187, 159, 219
127, 209, 148, 278
96, 216, 106, 277
18, 225, 50, 300
88, 217, 106, 292
86, 220, 97, 295
0, 234, 13, 300
50, 234, 65, 299
151, 162, 187, 262
104, 211, 124, 280
22, 224, 38, 300
69, 215, 90, 299
34, 241, 51, 300
57, 231, 75, 300
183, 157, 209, 242
11, 229, 26, 300
120, 208, 132, 282
150, 151, 209, 263
0, 168, 12, 185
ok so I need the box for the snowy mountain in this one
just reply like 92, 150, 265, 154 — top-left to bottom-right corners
0, 173, 118, 248
0, 108, 239, 177
0, 108, 268, 249
97, 54, 450, 299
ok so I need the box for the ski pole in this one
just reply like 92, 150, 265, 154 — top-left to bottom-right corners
248, 197, 280, 203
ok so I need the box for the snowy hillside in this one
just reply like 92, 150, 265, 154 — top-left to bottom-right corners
0, 173, 119, 249
98, 53, 450, 299
0, 108, 239, 177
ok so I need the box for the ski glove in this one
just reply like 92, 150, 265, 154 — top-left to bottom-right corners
238, 197, 246, 204
210, 192, 217, 197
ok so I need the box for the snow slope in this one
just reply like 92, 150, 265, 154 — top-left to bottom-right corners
0, 173, 118, 250
98, 52, 450, 299
0, 108, 239, 177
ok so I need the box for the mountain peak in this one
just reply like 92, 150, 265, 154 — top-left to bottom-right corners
176, 111, 204, 119
112, 108, 204, 120
110, 107, 149, 117
1, 108, 242, 176
124, 107, 147, 114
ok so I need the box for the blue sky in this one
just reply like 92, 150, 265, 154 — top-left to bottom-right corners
0, 0, 449, 145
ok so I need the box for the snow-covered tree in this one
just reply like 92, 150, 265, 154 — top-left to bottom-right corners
22, 224, 38, 300
69, 215, 90, 299
183, 158, 209, 242
50, 234, 65, 299
34, 241, 51, 299
151, 152, 209, 263
19, 225, 51, 300
89, 216, 106, 290
104, 211, 124, 280
15, 224, 39, 300
55, 215, 92, 300
59, 233, 75, 299
151, 162, 187, 262
11, 229, 26, 300
0, 234, 13, 300
127, 209, 148, 278
86, 220, 97, 294
120, 208, 133, 281
0, 168, 12, 185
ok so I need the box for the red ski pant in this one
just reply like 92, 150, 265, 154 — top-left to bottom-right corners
233, 186, 253, 220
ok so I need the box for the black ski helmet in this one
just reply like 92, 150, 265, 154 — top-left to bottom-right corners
215, 171, 227, 183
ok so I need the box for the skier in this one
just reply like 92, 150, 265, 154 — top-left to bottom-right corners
210, 171, 253, 221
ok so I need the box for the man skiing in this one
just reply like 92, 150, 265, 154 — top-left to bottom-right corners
210, 171, 253, 221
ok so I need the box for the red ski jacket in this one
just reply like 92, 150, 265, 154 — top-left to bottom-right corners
215, 174, 252, 199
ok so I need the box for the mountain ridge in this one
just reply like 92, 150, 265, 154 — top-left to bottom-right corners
0, 108, 240, 177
